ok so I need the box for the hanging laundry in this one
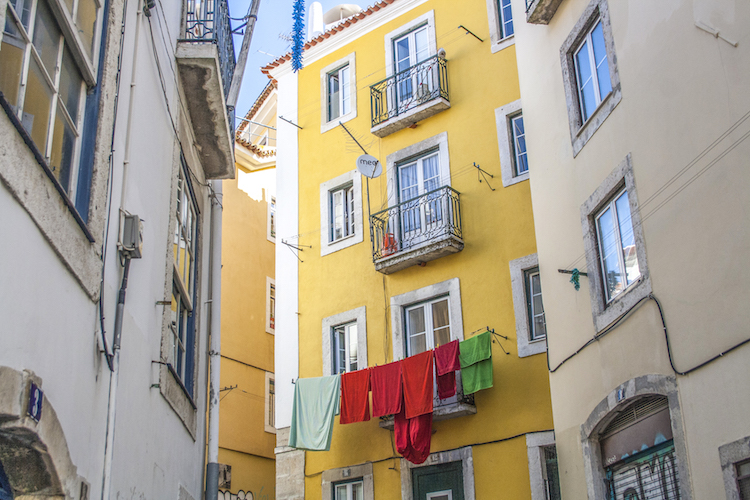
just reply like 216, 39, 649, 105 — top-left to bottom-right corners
459, 330, 493, 394
371, 360, 403, 417
434, 339, 460, 399
289, 374, 341, 451
395, 407, 433, 465
340, 368, 371, 424
402, 350, 434, 419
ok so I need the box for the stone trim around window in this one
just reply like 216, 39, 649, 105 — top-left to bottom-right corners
383, 10, 437, 79
495, 99, 528, 188
580, 154, 651, 333
485, 0, 515, 53
559, 0, 621, 157
399, 446, 475, 500
321, 463, 374, 500
265, 371, 276, 434
580, 375, 692, 500
719, 435, 750, 500
509, 253, 546, 357
322, 306, 368, 376
320, 52, 357, 134
527, 431, 556, 500
319, 170, 364, 256
390, 277, 463, 361
385, 131, 451, 209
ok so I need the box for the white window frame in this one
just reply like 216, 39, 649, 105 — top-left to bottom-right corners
267, 195, 276, 243
510, 113, 528, 177
404, 296, 451, 357
573, 18, 611, 123
581, 154, 650, 333
485, 0, 515, 52
320, 170, 364, 256
390, 278, 463, 361
383, 10, 436, 80
385, 132, 450, 209
526, 432, 557, 500
322, 463, 374, 500
264, 372, 276, 434
525, 268, 545, 341
560, 0, 621, 156
265, 277, 275, 334
399, 447, 476, 500
510, 253, 547, 358
427, 491, 453, 500
326, 65, 351, 122
320, 52, 357, 133
334, 479, 364, 500
322, 306, 367, 376
332, 321, 359, 374
495, 99, 529, 187
330, 184, 355, 243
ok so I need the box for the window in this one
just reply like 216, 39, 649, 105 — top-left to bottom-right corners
390, 278, 463, 362
527, 432, 560, 500
510, 254, 547, 357
485, 0, 515, 52
327, 65, 350, 122
560, 0, 621, 156
265, 372, 275, 433
511, 113, 528, 176
332, 322, 359, 374
497, 0, 513, 39
405, 297, 450, 356
525, 268, 546, 341
320, 53, 356, 133
267, 196, 276, 243
574, 19, 611, 123
170, 160, 198, 395
0, 0, 100, 210
595, 189, 639, 303
400, 447, 475, 500
322, 307, 367, 376
383, 10, 437, 89
266, 277, 275, 334
738, 460, 750, 500
495, 100, 529, 187
581, 154, 650, 333
334, 479, 363, 500
330, 184, 354, 242
320, 170, 363, 256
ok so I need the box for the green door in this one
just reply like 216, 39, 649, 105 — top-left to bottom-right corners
412, 461, 464, 500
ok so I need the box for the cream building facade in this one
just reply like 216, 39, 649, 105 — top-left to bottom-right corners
512, 0, 750, 498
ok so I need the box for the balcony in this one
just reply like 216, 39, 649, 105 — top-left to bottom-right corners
525, 0, 564, 24
175, 0, 236, 179
378, 381, 476, 430
371, 186, 463, 274
370, 55, 450, 138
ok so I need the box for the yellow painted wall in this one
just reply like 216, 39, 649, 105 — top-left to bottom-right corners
293, 0, 553, 497
220, 172, 276, 496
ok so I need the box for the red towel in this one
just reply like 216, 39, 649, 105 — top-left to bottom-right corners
340, 369, 371, 424
402, 350, 434, 419
434, 340, 460, 399
371, 360, 403, 417
395, 407, 432, 464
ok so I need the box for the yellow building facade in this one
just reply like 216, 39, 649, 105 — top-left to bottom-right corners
267, 1, 556, 498
218, 85, 278, 499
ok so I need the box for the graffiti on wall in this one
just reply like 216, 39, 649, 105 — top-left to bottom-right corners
218, 486, 274, 500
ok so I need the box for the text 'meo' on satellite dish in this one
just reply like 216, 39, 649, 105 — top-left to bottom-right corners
356, 154, 382, 178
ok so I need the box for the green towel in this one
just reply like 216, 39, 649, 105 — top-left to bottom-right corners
289, 374, 341, 451
459, 331, 493, 394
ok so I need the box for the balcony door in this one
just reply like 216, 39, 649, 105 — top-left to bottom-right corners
393, 25, 431, 111
398, 152, 443, 248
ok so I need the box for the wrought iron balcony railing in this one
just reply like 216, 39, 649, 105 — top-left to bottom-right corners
370, 55, 449, 128
183, 0, 236, 102
370, 186, 462, 261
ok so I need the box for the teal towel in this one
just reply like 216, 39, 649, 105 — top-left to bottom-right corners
459, 331, 493, 394
289, 374, 341, 451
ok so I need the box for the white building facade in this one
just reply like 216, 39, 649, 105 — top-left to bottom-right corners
0, 0, 235, 496
513, 0, 750, 499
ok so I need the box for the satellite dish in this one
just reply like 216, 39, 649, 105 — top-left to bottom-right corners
356, 154, 382, 178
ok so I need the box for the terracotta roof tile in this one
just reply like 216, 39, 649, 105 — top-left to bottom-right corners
236, 80, 277, 138
235, 135, 277, 159
261, 0, 398, 79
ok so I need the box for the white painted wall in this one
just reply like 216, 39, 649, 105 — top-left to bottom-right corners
272, 66, 300, 430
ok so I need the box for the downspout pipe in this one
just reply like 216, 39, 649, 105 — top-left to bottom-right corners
206, 180, 223, 499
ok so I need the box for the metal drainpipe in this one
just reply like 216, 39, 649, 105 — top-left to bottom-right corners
206, 180, 223, 499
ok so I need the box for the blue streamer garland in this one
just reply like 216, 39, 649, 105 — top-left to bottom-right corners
291, 0, 305, 72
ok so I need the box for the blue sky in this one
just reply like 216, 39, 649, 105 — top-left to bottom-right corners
229, 0, 346, 117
